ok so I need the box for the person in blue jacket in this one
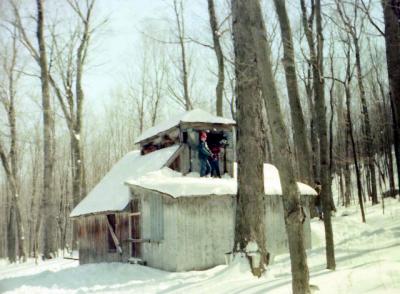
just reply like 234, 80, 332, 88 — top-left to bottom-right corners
198, 131, 212, 177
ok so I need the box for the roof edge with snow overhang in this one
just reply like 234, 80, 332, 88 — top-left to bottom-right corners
134, 108, 236, 144
70, 145, 181, 218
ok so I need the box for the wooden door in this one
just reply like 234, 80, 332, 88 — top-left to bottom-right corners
130, 199, 141, 258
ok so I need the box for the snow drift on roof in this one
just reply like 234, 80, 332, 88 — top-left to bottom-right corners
134, 109, 236, 144
70, 145, 180, 217
126, 164, 317, 198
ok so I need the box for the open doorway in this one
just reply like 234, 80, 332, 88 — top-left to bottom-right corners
198, 130, 229, 176
129, 199, 141, 258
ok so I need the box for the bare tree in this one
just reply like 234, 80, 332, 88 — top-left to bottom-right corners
127, 34, 168, 133
272, 0, 312, 184
207, 0, 225, 116
36, 0, 57, 258
342, 38, 366, 222
49, 0, 96, 248
0, 28, 27, 262
171, 0, 192, 110
300, 0, 336, 270
300, 0, 320, 182
335, 0, 378, 205
251, 0, 311, 291
11, 0, 58, 258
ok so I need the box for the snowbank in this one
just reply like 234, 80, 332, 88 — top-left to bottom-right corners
134, 108, 235, 144
70, 145, 180, 217
126, 164, 317, 197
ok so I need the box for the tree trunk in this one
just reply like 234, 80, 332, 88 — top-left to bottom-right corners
300, 0, 320, 182
207, 0, 225, 116
338, 167, 345, 206
387, 145, 396, 196
248, 0, 311, 291
36, 0, 57, 259
344, 131, 352, 207
344, 45, 366, 222
173, 0, 192, 110
314, 0, 336, 270
232, 0, 269, 277
382, 0, 400, 193
353, 37, 378, 205
328, 51, 337, 212
272, 0, 312, 184
7, 195, 16, 263
300, 0, 336, 269
0, 34, 27, 262
71, 131, 84, 249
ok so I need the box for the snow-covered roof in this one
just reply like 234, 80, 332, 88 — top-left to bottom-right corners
126, 164, 317, 198
134, 109, 236, 144
70, 145, 180, 217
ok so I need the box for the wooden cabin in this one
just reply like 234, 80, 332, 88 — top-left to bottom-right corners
70, 109, 317, 271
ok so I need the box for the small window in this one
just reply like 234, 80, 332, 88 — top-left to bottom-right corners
107, 214, 117, 252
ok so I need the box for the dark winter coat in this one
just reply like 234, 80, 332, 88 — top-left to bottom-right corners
198, 141, 212, 160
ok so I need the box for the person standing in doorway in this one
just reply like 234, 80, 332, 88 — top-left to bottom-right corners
198, 131, 212, 177
210, 145, 221, 178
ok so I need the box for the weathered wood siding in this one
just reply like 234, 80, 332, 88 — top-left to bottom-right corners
172, 194, 312, 271
175, 195, 235, 271
77, 213, 130, 264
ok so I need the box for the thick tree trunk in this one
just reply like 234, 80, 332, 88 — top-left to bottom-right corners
7, 202, 16, 263
36, 0, 57, 259
207, 0, 225, 116
232, 0, 269, 277
382, 0, 400, 193
248, 0, 310, 291
71, 132, 84, 250
272, 0, 312, 184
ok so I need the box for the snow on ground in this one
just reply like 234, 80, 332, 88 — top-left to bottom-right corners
1, 198, 400, 293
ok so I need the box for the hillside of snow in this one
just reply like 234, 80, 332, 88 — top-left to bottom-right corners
1, 198, 399, 293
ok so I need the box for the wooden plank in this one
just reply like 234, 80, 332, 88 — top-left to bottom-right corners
125, 238, 151, 243
129, 212, 141, 216
163, 144, 184, 168
106, 216, 123, 255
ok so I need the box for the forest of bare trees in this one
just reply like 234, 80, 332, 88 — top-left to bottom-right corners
1, 0, 399, 292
